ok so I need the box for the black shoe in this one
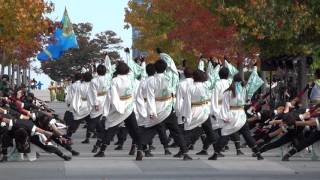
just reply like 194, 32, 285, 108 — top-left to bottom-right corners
149, 145, 156, 151
196, 150, 208, 155
164, 149, 172, 155
62, 155, 72, 161
129, 145, 136, 156
217, 152, 225, 157
256, 153, 264, 160
136, 150, 143, 161
144, 150, 154, 157
173, 151, 183, 158
114, 145, 123, 150
0, 156, 8, 162
236, 150, 245, 156
183, 154, 192, 161
208, 153, 218, 160
81, 139, 90, 144
71, 150, 80, 156
91, 145, 98, 153
282, 154, 290, 161
94, 151, 105, 157
189, 145, 194, 150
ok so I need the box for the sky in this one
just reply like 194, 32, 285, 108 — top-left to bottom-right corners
31, 0, 132, 88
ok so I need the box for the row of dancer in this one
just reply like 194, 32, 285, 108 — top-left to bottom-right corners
66, 48, 265, 161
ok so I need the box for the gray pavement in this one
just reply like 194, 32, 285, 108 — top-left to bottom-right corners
1, 102, 320, 180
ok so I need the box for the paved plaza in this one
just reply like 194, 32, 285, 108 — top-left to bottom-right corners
1, 102, 320, 180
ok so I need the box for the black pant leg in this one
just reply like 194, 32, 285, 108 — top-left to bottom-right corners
31, 136, 64, 157
238, 123, 256, 148
155, 123, 169, 148
117, 127, 128, 145
140, 126, 158, 148
124, 112, 142, 150
86, 115, 98, 139
260, 132, 294, 153
67, 117, 84, 137
201, 118, 219, 145
163, 111, 188, 153
295, 131, 320, 152
102, 125, 120, 145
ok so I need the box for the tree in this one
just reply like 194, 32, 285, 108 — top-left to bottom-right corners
125, 0, 196, 65
217, 0, 320, 60
41, 23, 123, 81
125, 0, 255, 66
0, 0, 54, 66
157, 0, 243, 61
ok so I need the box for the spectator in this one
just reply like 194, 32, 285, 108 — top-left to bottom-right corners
48, 81, 57, 101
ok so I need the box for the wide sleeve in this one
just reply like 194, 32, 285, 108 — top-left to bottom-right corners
146, 79, 157, 117
245, 66, 264, 100
65, 86, 72, 105
110, 81, 125, 114
104, 55, 116, 80
135, 82, 147, 119
161, 53, 179, 94
204, 63, 220, 90
175, 83, 183, 117
88, 80, 98, 107
127, 56, 145, 80
211, 85, 220, 117
198, 59, 205, 71
181, 88, 192, 124
70, 86, 81, 113
225, 60, 239, 78
220, 92, 231, 121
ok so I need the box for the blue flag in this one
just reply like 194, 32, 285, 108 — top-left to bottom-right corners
37, 8, 78, 61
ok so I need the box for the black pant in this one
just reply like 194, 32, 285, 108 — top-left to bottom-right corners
102, 112, 142, 150
31, 136, 65, 158
161, 111, 188, 153
116, 126, 128, 145
85, 116, 100, 139
52, 137, 75, 153
292, 130, 320, 153
216, 122, 257, 153
67, 116, 88, 137
184, 118, 219, 149
141, 122, 169, 149
260, 131, 297, 153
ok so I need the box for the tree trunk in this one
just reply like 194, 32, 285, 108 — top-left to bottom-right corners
17, 65, 21, 86
11, 64, 15, 86
297, 56, 307, 107
23, 68, 27, 85
8, 64, 12, 84
1, 65, 4, 75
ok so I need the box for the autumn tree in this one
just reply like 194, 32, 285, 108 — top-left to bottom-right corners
125, 0, 196, 66
217, 0, 320, 60
125, 0, 255, 67
0, 0, 54, 67
41, 23, 123, 81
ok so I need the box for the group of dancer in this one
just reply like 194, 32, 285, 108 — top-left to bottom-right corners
1, 48, 320, 162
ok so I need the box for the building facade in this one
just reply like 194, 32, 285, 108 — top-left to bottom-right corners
132, 0, 144, 58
